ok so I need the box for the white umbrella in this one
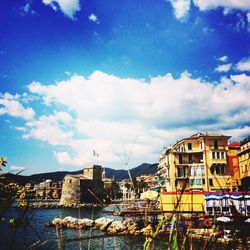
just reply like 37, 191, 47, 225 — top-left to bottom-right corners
140, 190, 159, 200
216, 216, 231, 223
245, 218, 250, 223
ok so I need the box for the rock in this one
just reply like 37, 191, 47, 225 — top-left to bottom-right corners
118, 230, 129, 235
128, 224, 138, 232
141, 224, 153, 236
95, 217, 114, 231
107, 221, 126, 235
52, 218, 62, 225
78, 218, 94, 228
107, 227, 117, 234
109, 221, 126, 232
123, 218, 134, 226
134, 230, 141, 236
62, 216, 78, 226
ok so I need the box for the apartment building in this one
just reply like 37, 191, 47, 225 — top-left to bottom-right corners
158, 132, 234, 192
238, 136, 250, 189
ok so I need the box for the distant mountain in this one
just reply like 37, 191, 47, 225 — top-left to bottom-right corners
2, 163, 158, 184
3, 170, 82, 185
104, 163, 158, 181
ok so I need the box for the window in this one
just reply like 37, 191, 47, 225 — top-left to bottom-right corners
190, 179, 203, 186
189, 166, 204, 177
200, 142, 203, 149
211, 165, 226, 174
221, 152, 225, 159
217, 152, 220, 159
165, 167, 169, 178
214, 140, 218, 149
209, 179, 213, 186
179, 154, 183, 164
69, 179, 72, 184
166, 155, 170, 165
200, 154, 203, 161
188, 143, 192, 150
212, 152, 216, 159
177, 167, 186, 177
188, 154, 193, 164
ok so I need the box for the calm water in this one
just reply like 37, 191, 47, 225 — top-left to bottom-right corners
0, 205, 167, 250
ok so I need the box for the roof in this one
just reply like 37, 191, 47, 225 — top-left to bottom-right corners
241, 136, 250, 146
229, 142, 240, 148
172, 132, 231, 148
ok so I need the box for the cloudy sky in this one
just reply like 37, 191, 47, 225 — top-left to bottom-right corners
0, 0, 250, 174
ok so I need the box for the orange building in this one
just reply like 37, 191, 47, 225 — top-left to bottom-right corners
228, 142, 241, 190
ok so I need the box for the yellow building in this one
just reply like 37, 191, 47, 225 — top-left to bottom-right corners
228, 142, 241, 189
238, 136, 250, 189
158, 132, 233, 193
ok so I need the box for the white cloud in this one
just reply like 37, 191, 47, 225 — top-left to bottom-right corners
22, 3, 30, 13
218, 55, 228, 62
88, 13, 99, 23
14, 126, 26, 132
42, 0, 80, 19
23, 112, 73, 146
215, 63, 232, 72
248, 12, 250, 31
193, 0, 250, 11
24, 70, 250, 167
167, 0, 191, 19
236, 57, 250, 71
10, 165, 26, 171
53, 151, 83, 166
235, 13, 247, 32
0, 93, 35, 120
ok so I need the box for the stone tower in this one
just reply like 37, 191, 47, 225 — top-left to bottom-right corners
83, 165, 102, 180
59, 165, 104, 206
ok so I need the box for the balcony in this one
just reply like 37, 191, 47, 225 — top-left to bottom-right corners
176, 176, 188, 179
210, 146, 227, 150
210, 159, 227, 164
176, 160, 204, 165
176, 174, 188, 179
174, 149, 203, 154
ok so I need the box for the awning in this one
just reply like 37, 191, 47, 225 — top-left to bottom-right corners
151, 187, 160, 193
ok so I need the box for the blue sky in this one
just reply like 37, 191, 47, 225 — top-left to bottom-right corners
0, 0, 250, 174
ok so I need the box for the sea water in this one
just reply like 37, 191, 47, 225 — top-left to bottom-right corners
0, 205, 167, 250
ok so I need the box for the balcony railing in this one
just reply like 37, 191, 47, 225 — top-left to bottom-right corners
210, 146, 227, 150
176, 161, 204, 165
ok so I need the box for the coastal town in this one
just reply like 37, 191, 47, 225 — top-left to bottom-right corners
1, 132, 250, 249
20, 132, 250, 208
1, 1, 250, 249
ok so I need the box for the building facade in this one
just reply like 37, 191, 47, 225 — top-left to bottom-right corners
238, 136, 250, 189
158, 133, 234, 192
228, 142, 241, 190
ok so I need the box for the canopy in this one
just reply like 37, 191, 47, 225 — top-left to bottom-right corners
140, 190, 159, 200
216, 217, 231, 223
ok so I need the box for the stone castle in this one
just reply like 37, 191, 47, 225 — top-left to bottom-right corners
59, 165, 104, 205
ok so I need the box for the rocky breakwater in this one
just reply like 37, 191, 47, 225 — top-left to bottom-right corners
29, 203, 102, 209
46, 216, 154, 237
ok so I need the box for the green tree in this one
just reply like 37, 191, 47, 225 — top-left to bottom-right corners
105, 180, 122, 200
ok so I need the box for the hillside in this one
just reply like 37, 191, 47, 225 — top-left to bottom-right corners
2, 163, 158, 184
